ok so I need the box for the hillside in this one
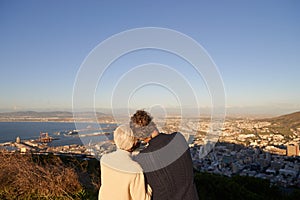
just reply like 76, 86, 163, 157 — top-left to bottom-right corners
0, 111, 73, 118
0, 111, 111, 122
269, 111, 300, 128
257, 111, 300, 136
1, 153, 299, 199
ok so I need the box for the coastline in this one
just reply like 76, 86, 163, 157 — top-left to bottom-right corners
0, 119, 117, 123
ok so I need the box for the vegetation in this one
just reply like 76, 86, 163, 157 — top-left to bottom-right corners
194, 172, 300, 200
0, 153, 99, 200
1, 153, 300, 199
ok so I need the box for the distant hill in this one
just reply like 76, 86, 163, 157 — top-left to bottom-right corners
0, 111, 108, 117
0, 111, 72, 118
0, 111, 111, 122
268, 111, 300, 129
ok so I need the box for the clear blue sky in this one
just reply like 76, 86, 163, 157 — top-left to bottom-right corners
0, 0, 299, 115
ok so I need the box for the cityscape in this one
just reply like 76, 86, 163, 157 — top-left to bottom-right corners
1, 1, 299, 199
0, 111, 299, 189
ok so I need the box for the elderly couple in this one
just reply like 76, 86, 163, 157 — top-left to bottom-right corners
99, 110, 199, 200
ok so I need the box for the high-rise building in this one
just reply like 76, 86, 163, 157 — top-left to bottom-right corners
287, 143, 299, 156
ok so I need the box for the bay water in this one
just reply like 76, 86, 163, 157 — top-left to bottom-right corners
0, 122, 116, 146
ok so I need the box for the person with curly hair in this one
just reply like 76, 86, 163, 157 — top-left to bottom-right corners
130, 110, 198, 200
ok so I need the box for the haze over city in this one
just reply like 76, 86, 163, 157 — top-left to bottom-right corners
0, 1, 299, 116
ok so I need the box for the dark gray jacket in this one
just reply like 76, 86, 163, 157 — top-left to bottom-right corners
135, 132, 199, 200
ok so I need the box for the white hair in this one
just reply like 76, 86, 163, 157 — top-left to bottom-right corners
114, 124, 136, 151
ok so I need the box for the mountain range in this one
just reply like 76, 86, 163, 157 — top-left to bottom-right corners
0, 110, 299, 124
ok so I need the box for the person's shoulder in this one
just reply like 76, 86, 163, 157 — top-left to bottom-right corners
172, 131, 185, 137
101, 151, 143, 173
100, 150, 122, 166
160, 131, 182, 137
100, 151, 113, 164
169, 132, 189, 147
165, 132, 186, 141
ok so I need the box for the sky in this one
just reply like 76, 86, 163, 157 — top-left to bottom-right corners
0, 0, 299, 116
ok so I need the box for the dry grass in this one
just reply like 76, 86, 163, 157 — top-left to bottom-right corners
0, 152, 86, 200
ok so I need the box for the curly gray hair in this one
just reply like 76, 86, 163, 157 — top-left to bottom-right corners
130, 110, 158, 138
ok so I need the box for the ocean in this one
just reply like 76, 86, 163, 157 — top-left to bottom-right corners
0, 122, 116, 146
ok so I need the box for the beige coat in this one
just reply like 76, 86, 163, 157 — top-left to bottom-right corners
99, 149, 152, 200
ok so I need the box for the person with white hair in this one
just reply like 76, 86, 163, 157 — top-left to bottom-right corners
98, 124, 152, 200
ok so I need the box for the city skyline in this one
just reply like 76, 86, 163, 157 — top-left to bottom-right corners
0, 1, 299, 116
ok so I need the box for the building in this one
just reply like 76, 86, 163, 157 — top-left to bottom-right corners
16, 136, 21, 144
287, 143, 299, 156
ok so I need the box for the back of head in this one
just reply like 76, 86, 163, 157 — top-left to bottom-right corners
130, 110, 157, 139
114, 124, 136, 151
